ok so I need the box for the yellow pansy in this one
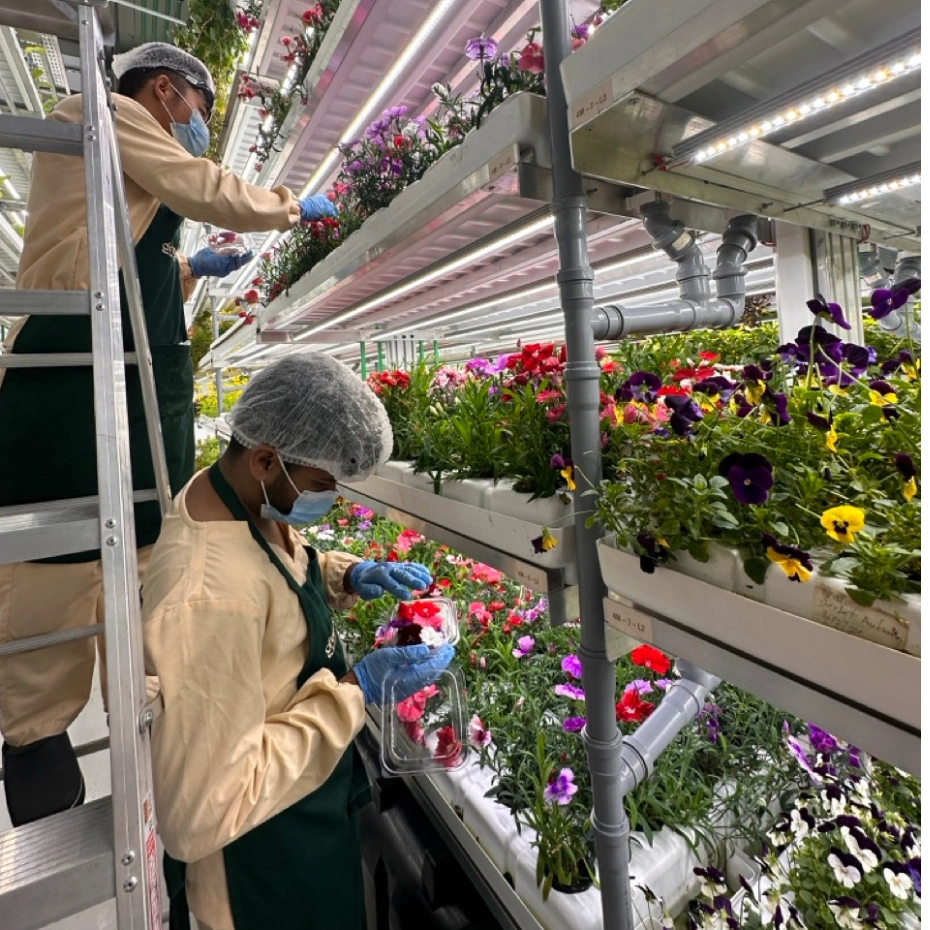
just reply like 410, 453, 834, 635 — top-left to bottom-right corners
869, 389, 898, 406
903, 477, 917, 503
561, 466, 576, 492
766, 548, 813, 583
820, 505, 866, 543
825, 425, 839, 453
745, 382, 765, 405
541, 528, 558, 551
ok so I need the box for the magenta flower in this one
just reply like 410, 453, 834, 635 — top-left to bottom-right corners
543, 767, 578, 805
628, 678, 653, 696
561, 654, 583, 679
468, 715, 492, 749
719, 452, 774, 505
654, 678, 674, 691
562, 716, 586, 733
512, 635, 535, 658
554, 683, 586, 701
807, 294, 852, 330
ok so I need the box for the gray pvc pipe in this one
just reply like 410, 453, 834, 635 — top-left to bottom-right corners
539, 2, 633, 927
618, 661, 722, 795
592, 211, 758, 340
859, 251, 921, 344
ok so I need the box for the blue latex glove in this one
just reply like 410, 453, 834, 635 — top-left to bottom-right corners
298, 194, 338, 222
353, 643, 455, 705
188, 248, 254, 279
350, 561, 433, 601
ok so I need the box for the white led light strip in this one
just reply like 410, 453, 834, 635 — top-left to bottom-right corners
836, 171, 921, 205
277, 213, 554, 336
300, 0, 459, 196
673, 31, 921, 165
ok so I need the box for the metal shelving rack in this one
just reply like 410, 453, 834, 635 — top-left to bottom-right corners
191, 1, 920, 929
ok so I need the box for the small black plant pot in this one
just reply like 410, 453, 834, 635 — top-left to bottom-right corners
551, 872, 594, 895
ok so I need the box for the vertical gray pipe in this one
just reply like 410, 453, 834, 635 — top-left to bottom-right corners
538, 2, 632, 928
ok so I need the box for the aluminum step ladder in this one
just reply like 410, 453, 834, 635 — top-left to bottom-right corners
0, 2, 171, 927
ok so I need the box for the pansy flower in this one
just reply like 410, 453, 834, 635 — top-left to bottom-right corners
795, 325, 845, 364
894, 452, 918, 502
617, 371, 661, 403
762, 533, 813, 583
821, 505, 866, 543
829, 849, 864, 889
828, 898, 864, 930
883, 863, 914, 900
807, 294, 852, 330
868, 379, 898, 406
531, 528, 558, 553
870, 278, 920, 319
719, 452, 774, 505
662, 395, 704, 437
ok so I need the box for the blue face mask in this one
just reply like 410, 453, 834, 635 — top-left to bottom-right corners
260, 456, 338, 526
161, 85, 210, 158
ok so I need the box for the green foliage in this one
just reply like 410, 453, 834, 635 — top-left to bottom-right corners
172, 0, 252, 161
194, 435, 220, 469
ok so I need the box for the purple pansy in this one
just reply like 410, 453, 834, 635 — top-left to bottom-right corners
765, 390, 792, 425
808, 724, 840, 756
795, 326, 845, 364
719, 452, 774, 505
617, 370, 662, 403
692, 375, 736, 401
870, 278, 920, 319
543, 767, 578, 805
561, 654, 583, 679
808, 294, 852, 330
663, 395, 704, 437
562, 716, 586, 733
550, 453, 573, 470
842, 343, 872, 375
881, 349, 913, 376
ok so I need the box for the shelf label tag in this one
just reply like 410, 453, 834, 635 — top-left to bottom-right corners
570, 79, 614, 129
812, 583, 909, 651
605, 600, 654, 643
487, 146, 518, 184
514, 562, 547, 591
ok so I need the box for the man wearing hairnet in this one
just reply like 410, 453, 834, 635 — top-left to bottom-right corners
0, 42, 339, 825
142, 354, 453, 930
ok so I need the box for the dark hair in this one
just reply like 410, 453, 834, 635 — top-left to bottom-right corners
226, 436, 248, 457
117, 67, 191, 102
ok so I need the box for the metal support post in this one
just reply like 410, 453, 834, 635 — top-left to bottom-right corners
418, 339, 424, 364
210, 295, 220, 343
539, 2, 631, 928
360, 341, 367, 379
773, 221, 816, 344
377, 341, 385, 372
811, 227, 864, 345
433, 339, 439, 363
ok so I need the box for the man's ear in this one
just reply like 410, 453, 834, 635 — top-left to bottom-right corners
248, 444, 282, 484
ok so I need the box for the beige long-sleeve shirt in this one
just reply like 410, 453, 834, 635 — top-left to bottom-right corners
142, 476, 364, 930
18, 92, 299, 293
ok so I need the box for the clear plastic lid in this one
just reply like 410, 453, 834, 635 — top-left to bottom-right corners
380, 664, 468, 776
376, 597, 459, 649
207, 230, 249, 257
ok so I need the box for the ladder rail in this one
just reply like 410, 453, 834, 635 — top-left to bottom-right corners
80, 8, 160, 928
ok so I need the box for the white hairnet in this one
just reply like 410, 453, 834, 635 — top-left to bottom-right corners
228, 354, 393, 482
112, 42, 215, 110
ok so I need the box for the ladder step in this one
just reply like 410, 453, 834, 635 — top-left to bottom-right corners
0, 114, 84, 156
0, 490, 159, 564
0, 737, 109, 781
0, 797, 115, 930
0, 623, 104, 658
0, 352, 138, 368
0, 290, 90, 316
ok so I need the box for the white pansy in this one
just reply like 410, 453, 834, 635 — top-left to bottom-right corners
790, 808, 810, 838
828, 853, 862, 889
828, 902, 863, 930
418, 627, 446, 648
884, 868, 913, 900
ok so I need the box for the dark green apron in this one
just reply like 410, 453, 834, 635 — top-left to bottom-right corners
0, 204, 195, 561
164, 463, 370, 930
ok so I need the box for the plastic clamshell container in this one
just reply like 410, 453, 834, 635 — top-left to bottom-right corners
380, 664, 468, 776
379, 597, 460, 647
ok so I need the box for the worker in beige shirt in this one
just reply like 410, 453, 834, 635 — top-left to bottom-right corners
142, 354, 454, 930
0, 42, 338, 826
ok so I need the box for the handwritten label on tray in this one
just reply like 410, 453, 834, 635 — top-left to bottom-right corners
812, 583, 909, 651
514, 563, 546, 591
487, 146, 517, 184
605, 601, 654, 644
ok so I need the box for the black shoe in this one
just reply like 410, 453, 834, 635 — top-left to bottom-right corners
3, 732, 85, 826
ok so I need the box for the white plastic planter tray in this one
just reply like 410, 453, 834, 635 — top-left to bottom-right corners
428, 756, 747, 930
597, 536, 921, 775
340, 464, 579, 621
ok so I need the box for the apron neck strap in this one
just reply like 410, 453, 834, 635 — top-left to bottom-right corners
208, 462, 297, 586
